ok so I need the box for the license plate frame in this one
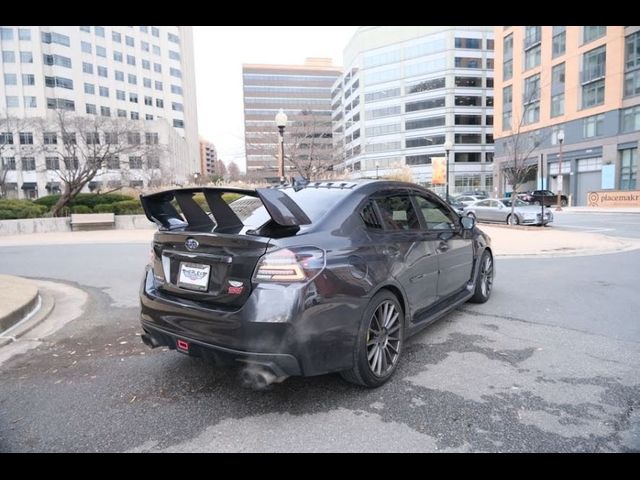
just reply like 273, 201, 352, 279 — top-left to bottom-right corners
177, 262, 211, 292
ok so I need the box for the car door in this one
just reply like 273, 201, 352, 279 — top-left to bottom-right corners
413, 193, 474, 299
487, 200, 506, 222
472, 199, 491, 221
373, 192, 439, 319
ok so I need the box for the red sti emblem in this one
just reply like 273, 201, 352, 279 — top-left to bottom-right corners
228, 281, 244, 295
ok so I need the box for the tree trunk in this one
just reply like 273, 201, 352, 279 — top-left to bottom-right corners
50, 183, 85, 217
509, 187, 517, 226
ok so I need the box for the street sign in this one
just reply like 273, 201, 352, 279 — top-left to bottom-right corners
432, 157, 446, 185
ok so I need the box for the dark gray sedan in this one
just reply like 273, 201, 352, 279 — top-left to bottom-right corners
463, 198, 553, 225
139, 180, 494, 389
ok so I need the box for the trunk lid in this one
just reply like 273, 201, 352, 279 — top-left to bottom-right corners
141, 187, 311, 308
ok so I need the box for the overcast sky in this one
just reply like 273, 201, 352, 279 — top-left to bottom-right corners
192, 26, 358, 171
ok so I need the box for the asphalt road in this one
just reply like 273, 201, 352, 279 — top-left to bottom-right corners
0, 218, 639, 452
553, 212, 640, 239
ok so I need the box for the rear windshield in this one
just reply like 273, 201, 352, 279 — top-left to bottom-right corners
235, 187, 352, 229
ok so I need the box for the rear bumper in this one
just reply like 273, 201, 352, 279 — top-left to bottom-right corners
139, 268, 364, 377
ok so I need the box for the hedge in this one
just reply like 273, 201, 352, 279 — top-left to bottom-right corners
0, 200, 49, 220
112, 200, 143, 215
34, 193, 133, 209
70, 205, 92, 214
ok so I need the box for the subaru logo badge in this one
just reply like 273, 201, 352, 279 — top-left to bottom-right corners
185, 238, 199, 250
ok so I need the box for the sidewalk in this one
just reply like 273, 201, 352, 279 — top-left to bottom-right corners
0, 224, 638, 258
555, 207, 640, 214
479, 225, 640, 257
0, 228, 155, 247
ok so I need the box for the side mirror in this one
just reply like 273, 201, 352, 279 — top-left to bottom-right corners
461, 216, 475, 230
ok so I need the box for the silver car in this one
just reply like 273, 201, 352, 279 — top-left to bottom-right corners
455, 195, 485, 207
463, 198, 553, 226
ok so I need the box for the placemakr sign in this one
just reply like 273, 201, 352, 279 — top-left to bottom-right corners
587, 190, 640, 207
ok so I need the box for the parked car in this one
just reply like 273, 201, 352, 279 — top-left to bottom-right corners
139, 181, 494, 389
519, 190, 568, 207
447, 197, 466, 215
455, 195, 485, 207
463, 198, 553, 226
459, 190, 489, 199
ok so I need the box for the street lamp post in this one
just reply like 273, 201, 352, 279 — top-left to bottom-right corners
275, 109, 288, 181
556, 130, 565, 211
375, 160, 380, 179
443, 140, 453, 201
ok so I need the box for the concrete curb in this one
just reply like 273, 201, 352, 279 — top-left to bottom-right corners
0, 275, 41, 334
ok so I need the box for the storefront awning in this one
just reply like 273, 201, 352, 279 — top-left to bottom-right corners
21, 182, 37, 190
46, 182, 60, 189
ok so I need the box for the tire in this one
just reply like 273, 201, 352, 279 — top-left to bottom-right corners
561, 199, 568, 207
469, 250, 494, 304
340, 290, 405, 388
506, 214, 520, 225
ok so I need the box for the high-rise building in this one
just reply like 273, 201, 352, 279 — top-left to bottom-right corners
494, 26, 640, 205
199, 137, 217, 177
0, 25, 199, 199
242, 58, 341, 179
332, 26, 495, 195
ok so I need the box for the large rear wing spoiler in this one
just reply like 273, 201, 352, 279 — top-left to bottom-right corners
139, 187, 311, 231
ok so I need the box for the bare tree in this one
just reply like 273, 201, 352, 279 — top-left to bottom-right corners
227, 161, 240, 181
245, 109, 334, 179
500, 78, 548, 225
0, 111, 32, 199
36, 110, 165, 216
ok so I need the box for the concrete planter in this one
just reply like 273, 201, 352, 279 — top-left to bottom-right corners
0, 214, 153, 236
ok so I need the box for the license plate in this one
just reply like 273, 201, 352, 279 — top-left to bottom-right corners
178, 262, 211, 291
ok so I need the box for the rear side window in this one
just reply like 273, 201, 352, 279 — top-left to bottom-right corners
375, 195, 420, 231
360, 201, 382, 229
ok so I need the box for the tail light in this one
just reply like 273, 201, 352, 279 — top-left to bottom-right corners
253, 247, 325, 283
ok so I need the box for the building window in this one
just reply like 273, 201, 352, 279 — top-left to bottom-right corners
127, 54, 135, 66
147, 156, 160, 169
45, 76, 73, 90
95, 26, 105, 37
86, 104, 97, 115
624, 32, 640, 97
21, 157, 36, 171
117, 109, 126, 118
524, 26, 541, 48
1, 27, 14, 40
43, 54, 72, 68
455, 76, 482, 87
128, 156, 143, 169
168, 33, 180, 44
145, 133, 159, 145
2, 51, 16, 63
406, 117, 445, 130
43, 132, 57, 145
129, 93, 138, 103
146, 114, 154, 120
171, 102, 183, 111
86, 132, 100, 144
583, 114, 605, 137
486, 115, 494, 125
2, 157, 16, 170
583, 26, 606, 44
84, 83, 95, 94
152, 27, 159, 37
126, 36, 134, 47
455, 95, 482, 106
5, 96, 19, 108
97, 66, 107, 78
524, 73, 541, 104
455, 134, 482, 144
455, 57, 482, 69
503, 59, 513, 81
156, 98, 164, 108
170, 67, 181, 78
551, 93, 565, 117
619, 148, 637, 190
173, 119, 184, 128
100, 106, 110, 117
140, 26, 148, 34
582, 80, 605, 109
41, 32, 70, 47
130, 111, 139, 120
45, 157, 60, 170
127, 132, 141, 145
454, 152, 481, 163
405, 98, 445, 112
19, 132, 34, 144
142, 59, 150, 70
4, 73, 17, 85
96, 45, 106, 58
99, 86, 109, 97
524, 45, 541, 70
128, 74, 137, 85
553, 26, 566, 58
169, 50, 180, 61
144, 96, 153, 106
405, 135, 445, 148
106, 156, 120, 169
81, 41, 92, 54
20, 51, 33, 63
153, 63, 161, 73
621, 106, 640, 132
406, 78, 444, 94
152, 45, 161, 55
116, 90, 125, 101
112, 31, 121, 43
455, 37, 482, 49
141, 41, 150, 52
155, 81, 163, 91
0, 132, 14, 145
171, 84, 183, 95
486, 96, 494, 107
115, 70, 124, 82
82, 62, 93, 74
113, 51, 123, 62
21, 74, 35, 86
24, 96, 37, 108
